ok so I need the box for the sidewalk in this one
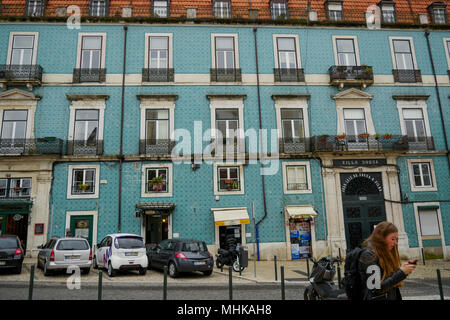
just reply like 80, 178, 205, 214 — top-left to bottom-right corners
5, 257, 447, 285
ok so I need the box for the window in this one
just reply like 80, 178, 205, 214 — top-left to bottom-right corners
218, 167, 240, 192
428, 2, 448, 24
380, 3, 396, 23
271, 0, 288, 19
67, 165, 100, 199
74, 110, 99, 144
336, 38, 357, 66
281, 109, 304, 142
149, 37, 169, 69
344, 108, 367, 142
80, 36, 102, 69
10, 35, 35, 66
146, 109, 169, 143
216, 109, 239, 144
215, 37, 235, 69
412, 162, 433, 188
326, 1, 343, 21
419, 210, 440, 236
392, 39, 414, 70
403, 109, 426, 142
153, 1, 169, 17
26, 0, 44, 17
0, 178, 31, 198
277, 38, 297, 69
141, 164, 173, 197
90, 0, 107, 17
1, 110, 27, 141
214, 1, 230, 18
444, 39, 450, 71
282, 161, 312, 194
72, 168, 96, 195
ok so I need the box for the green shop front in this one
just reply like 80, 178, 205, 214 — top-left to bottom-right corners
0, 199, 33, 251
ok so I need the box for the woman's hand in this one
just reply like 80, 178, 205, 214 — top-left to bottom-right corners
400, 262, 417, 275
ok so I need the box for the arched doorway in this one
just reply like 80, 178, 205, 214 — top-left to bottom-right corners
340, 173, 387, 250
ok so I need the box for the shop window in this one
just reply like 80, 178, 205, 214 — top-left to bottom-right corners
419, 210, 440, 236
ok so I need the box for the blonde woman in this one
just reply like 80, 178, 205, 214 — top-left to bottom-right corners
359, 221, 417, 300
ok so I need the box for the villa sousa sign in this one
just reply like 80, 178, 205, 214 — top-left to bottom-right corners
333, 159, 387, 167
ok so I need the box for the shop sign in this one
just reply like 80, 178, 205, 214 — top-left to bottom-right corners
333, 159, 387, 167
13, 214, 22, 221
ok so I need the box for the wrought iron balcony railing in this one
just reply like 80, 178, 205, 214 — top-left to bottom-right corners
329, 65, 374, 88
142, 68, 174, 82
139, 139, 175, 155
312, 135, 434, 152
72, 68, 106, 83
210, 68, 242, 82
66, 140, 103, 156
0, 65, 43, 88
392, 69, 422, 83
274, 68, 305, 82
211, 137, 245, 155
0, 138, 63, 156
279, 138, 312, 154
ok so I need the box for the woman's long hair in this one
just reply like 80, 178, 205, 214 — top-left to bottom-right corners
362, 221, 402, 287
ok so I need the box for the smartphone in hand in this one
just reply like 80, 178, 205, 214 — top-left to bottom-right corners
408, 259, 418, 265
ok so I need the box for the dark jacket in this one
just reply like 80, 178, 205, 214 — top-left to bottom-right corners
358, 245, 407, 300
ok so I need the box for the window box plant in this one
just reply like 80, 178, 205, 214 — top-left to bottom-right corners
149, 175, 166, 192
383, 133, 393, 139
337, 133, 346, 139
359, 133, 370, 138
374, 133, 382, 140
77, 183, 89, 191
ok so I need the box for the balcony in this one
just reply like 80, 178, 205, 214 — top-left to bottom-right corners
139, 139, 175, 156
0, 138, 63, 156
0, 65, 43, 90
274, 68, 305, 82
311, 135, 435, 152
210, 68, 242, 82
211, 137, 245, 156
392, 69, 422, 83
66, 140, 103, 156
72, 68, 106, 83
329, 65, 374, 89
279, 138, 311, 154
142, 68, 174, 82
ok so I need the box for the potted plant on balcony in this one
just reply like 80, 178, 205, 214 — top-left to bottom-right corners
337, 133, 346, 139
374, 133, 382, 140
224, 179, 238, 191
359, 132, 370, 139
318, 134, 329, 142
77, 183, 89, 191
150, 175, 166, 192
383, 133, 393, 139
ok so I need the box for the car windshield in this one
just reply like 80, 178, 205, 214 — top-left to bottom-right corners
182, 242, 207, 252
0, 237, 18, 249
115, 236, 144, 249
56, 240, 89, 250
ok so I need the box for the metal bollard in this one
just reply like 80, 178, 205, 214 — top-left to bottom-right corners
28, 265, 35, 300
306, 258, 310, 279
437, 269, 444, 300
229, 267, 233, 300
338, 248, 342, 266
98, 271, 102, 300
163, 266, 168, 300
337, 265, 342, 289
281, 266, 285, 300
421, 248, 426, 265
274, 256, 278, 281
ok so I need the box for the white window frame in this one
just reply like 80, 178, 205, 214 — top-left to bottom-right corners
211, 34, 239, 70
213, 163, 245, 195
139, 98, 175, 143
76, 33, 106, 70
389, 37, 419, 71
282, 161, 312, 194
396, 99, 432, 141
274, 97, 310, 141
144, 33, 173, 70
272, 34, 301, 70
407, 158, 437, 192
214, 1, 231, 18
443, 38, 450, 71
67, 164, 100, 199
67, 98, 106, 145
413, 203, 445, 248
141, 163, 173, 198
332, 35, 360, 67
6, 32, 39, 65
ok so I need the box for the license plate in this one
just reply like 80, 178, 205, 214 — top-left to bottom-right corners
125, 252, 138, 257
65, 255, 80, 260
194, 261, 206, 266
0, 261, 5, 266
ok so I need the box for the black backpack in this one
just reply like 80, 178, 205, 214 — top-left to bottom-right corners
341, 247, 364, 300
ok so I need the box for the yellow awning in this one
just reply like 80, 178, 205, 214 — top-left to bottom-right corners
286, 206, 317, 219
212, 208, 250, 227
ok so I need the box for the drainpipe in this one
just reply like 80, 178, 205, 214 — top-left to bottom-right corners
118, 25, 128, 233
425, 30, 450, 173
253, 27, 268, 261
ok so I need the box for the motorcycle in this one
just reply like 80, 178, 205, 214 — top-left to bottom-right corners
215, 244, 246, 272
303, 256, 348, 300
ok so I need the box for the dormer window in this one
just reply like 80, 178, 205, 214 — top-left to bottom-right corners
428, 2, 448, 24
26, 0, 44, 17
378, 1, 396, 23
214, 0, 231, 19
325, 0, 343, 21
89, 0, 108, 17
153, 0, 169, 18
271, 0, 288, 20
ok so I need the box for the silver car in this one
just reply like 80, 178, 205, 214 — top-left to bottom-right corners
37, 237, 92, 276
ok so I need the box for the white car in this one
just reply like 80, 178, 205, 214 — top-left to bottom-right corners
93, 234, 148, 277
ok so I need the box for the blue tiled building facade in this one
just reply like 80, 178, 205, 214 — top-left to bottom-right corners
0, 17, 449, 260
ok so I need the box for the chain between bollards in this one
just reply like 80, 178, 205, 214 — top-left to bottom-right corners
163, 265, 168, 300
28, 265, 35, 300
437, 269, 444, 300
280, 266, 285, 300
98, 270, 102, 300
229, 267, 233, 300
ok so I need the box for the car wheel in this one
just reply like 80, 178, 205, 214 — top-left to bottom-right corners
203, 270, 213, 276
14, 264, 22, 274
93, 256, 98, 270
107, 262, 116, 277
43, 261, 51, 276
139, 267, 147, 275
168, 262, 178, 278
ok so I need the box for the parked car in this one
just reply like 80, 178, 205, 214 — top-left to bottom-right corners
146, 239, 214, 278
93, 234, 148, 277
0, 235, 24, 274
37, 237, 92, 276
